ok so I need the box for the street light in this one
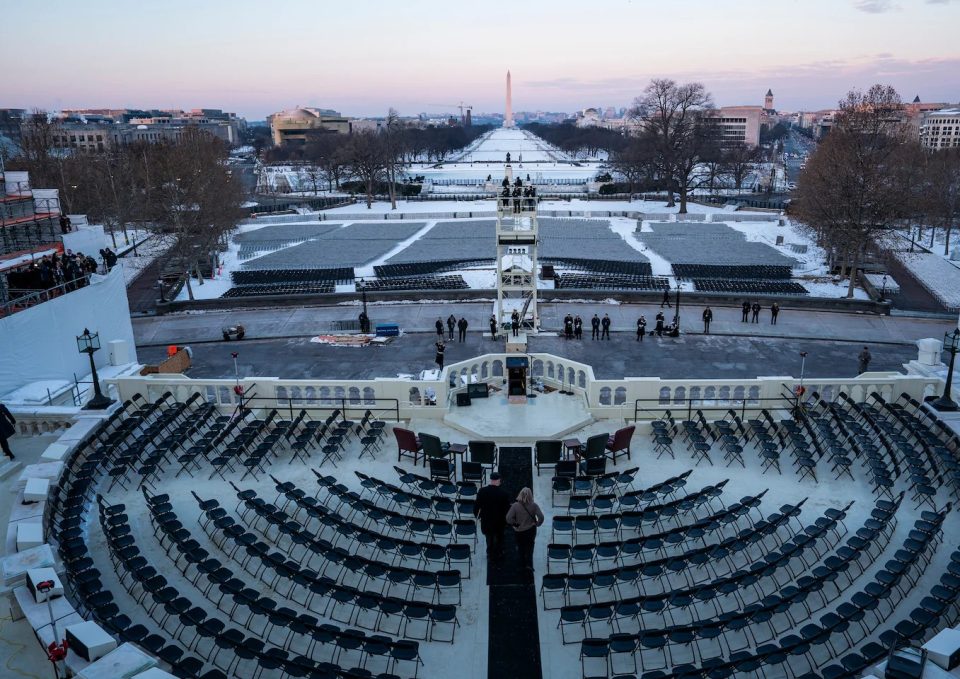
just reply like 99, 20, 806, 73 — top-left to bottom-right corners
932, 329, 960, 411
880, 275, 887, 302
674, 282, 682, 334
793, 351, 808, 420
76, 329, 115, 410
358, 278, 369, 333
157, 278, 166, 303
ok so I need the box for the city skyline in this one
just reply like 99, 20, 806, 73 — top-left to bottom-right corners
2, 0, 959, 119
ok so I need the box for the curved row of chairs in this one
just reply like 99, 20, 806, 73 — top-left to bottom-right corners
578, 506, 954, 679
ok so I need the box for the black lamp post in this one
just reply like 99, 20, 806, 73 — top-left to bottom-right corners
359, 278, 368, 319
76, 329, 115, 410
674, 282, 682, 333
880, 275, 887, 302
932, 328, 960, 411
157, 278, 166, 303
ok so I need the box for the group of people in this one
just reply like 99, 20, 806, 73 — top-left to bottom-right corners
473, 472, 544, 574
740, 300, 781, 325
433, 315, 471, 369
6, 250, 103, 296
499, 176, 538, 213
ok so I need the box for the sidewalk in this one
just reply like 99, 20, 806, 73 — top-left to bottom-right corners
132, 301, 956, 348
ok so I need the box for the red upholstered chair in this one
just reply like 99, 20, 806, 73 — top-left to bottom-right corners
606, 425, 635, 463
394, 427, 422, 465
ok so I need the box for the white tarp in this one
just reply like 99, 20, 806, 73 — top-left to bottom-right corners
0, 267, 137, 397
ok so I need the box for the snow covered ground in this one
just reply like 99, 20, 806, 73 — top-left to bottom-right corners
174, 200, 864, 301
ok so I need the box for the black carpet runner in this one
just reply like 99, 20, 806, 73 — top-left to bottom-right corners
487, 446, 543, 679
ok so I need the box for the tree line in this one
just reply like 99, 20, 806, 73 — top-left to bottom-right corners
263, 117, 493, 208
8, 111, 243, 300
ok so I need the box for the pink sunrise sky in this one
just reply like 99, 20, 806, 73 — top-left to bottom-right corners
3, 0, 958, 119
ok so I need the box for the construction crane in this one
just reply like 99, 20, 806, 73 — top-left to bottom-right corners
425, 102, 473, 126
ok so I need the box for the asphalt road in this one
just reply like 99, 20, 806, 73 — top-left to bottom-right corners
137, 331, 916, 381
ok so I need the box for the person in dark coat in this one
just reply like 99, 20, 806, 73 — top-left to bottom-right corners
435, 340, 446, 370
637, 316, 647, 341
741, 301, 750, 323
457, 317, 468, 342
435, 318, 444, 338
590, 314, 601, 340
573, 315, 583, 340
770, 302, 780, 325
489, 315, 498, 341
510, 310, 520, 336
446, 314, 456, 341
661, 288, 672, 308
655, 311, 665, 337
858, 347, 872, 374
751, 302, 761, 323
59, 215, 69, 234
358, 311, 369, 334
0, 403, 16, 460
702, 307, 713, 334
564, 316, 573, 340
601, 314, 611, 340
473, 472, 512, 559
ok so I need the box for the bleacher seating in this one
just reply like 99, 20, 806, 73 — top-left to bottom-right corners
374, 260, 487, 279
221, 282, 336, 298
674, 263, 794, 281
554, 273, 669, 291
363, 275, 469, 292
231, 268, 355, 286
691, 278, 809, 295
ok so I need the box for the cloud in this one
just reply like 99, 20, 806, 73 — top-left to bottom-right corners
926, 0, 955, 4
852, 0, 898, 11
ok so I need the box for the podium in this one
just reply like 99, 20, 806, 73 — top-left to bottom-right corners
506, 356, 528, 402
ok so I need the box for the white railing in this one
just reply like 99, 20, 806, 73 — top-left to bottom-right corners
107, 355, 942, 424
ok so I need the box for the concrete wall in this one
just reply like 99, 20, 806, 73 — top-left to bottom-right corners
0, 267, 137, 397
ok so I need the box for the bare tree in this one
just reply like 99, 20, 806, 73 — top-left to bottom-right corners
794, 85, 917, 297
723, 143, 763, 191
629, 79, 715, 213
344, 131, 388, 209
609, 135, 657, 197
383, 109, 407, 210
925, 148, 960, 255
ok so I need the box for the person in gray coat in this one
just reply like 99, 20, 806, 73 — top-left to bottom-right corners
505, 487, 544, 574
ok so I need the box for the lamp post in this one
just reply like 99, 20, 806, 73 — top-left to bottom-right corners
794, 351, 808, 420
674, 282, 682, 334
880, 275, 887, 302
157, 278, 166, 303
932, 329, 960, 411
358, 278, 369, 333
76, 329, 114, 410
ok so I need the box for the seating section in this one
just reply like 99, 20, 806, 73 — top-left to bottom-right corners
221, 282, 335, 298
675, 263, 793, 281
43, 395, 473, 678
361, 275, 469, 292
375, 260, 487, 279
554, 273, 668, 291
545, 258, 654, 278
231, 268, 355, 286
691, 278, 808, 295
560, 394, 960, 679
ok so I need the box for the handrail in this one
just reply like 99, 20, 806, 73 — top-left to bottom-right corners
0, 274, 93, 317
632, 394, 795, 423
231, 393, 401, 423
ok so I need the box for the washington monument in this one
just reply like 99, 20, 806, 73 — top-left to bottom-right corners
504, 69, 514, 128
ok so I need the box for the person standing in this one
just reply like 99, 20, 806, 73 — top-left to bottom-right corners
474, 472, 512, 560
770, 302, 780, 325
0, 403, 16, 461
446, 314, 456, 341
564, 315, 574, 340
591, 314, 600, 340
702, 306, 713, 334
489, 315, 498, 341
435, 318, 444, 338
637, 316, 647, 341
457, 317, 468, 342
741, 301, 750, 323
655, 311, 665, 337
358, 311, 370, 334
661, 288, 672, 308
573, 315, 583, 340
510, 310, 520, 337
435, 340, 446, 371
506, 487, 544, 574
751, 302, 761, 323
601, 313, 611, 340
858, 346, 872, 374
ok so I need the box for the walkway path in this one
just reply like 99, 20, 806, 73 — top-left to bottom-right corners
486, 446, 542, 679
133, 301, 955, 347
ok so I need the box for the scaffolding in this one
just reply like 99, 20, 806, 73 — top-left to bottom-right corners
494, 170, 539, 335
0, 170, 63, 304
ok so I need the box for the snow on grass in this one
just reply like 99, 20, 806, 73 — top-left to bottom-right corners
895, 251, 960, 310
